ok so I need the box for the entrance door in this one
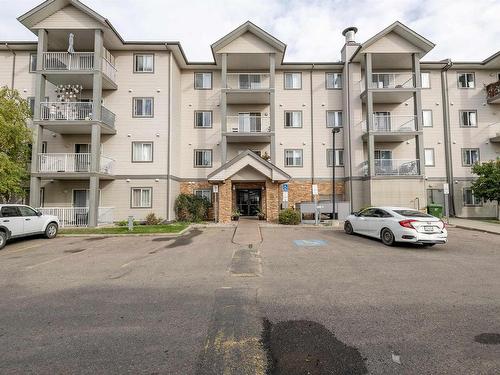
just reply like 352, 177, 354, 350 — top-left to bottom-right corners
238, 112, 262, 133
74, 144, 91, 172
236, 189, 261, 216
373, 112, 391, 131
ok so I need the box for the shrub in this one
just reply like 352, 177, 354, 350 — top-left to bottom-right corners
145, 212, 163, 225
175, 193, 210, 222
278, 208, 301, 225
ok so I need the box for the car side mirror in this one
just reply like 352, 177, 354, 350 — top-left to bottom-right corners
36, 210, 43, 216
352, 211, 360, 217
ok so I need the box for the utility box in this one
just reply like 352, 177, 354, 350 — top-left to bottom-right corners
428, 204, 443, 218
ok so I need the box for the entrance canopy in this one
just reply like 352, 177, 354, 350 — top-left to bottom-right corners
207, 150, 290, 183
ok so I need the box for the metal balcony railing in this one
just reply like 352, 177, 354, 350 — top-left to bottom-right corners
362, 159, 420, 176
38, 153, 114, 175
40, 102, 116, 128
370, 72, 415, 89
227, 116, 271, 133
37, 207, 114, 227
226, 73, 271, 89
361, 115, 417, 132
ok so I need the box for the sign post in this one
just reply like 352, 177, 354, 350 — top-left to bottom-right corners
282, 183, 289, 209
312, 184, 319, 225
213, 185, 219, 223
443, 183, 450, 224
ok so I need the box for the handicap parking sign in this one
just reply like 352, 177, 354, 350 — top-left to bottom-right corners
282, 183, 288, 192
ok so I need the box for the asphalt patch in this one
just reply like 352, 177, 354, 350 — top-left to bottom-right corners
64, 248, 86, 254
229, 247, 262, 276
262, 319, 368, 375
474, 333, 500, 345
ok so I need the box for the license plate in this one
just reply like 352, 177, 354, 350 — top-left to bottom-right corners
424, 226, 435, 232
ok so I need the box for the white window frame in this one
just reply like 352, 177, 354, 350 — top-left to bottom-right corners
327, 149, 344, 167
284, 72, 302, 90
326, 72, 342, 89
424, 148, 435, 167
194, 111, 213, 128
326, 110, 343, 128
462, 148, 480, 166
194, 189, 212, 204
194, 149, 212, 168
421, 72, 431, 88
134, 54, 154, 73
133, 97, 154, 118
29, 53, 37, 73
284, 149, 303, 167
131, 187, 152, 208
422, 110, 433, 127
132, 142, 153, 162
459, 110, 477, 127
457, 72, 475, 89
194, 72, 213, 90
284, 111, 303, 128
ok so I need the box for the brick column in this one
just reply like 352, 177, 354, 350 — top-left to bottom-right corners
218, 179, 232, 223
265, 180, 279, 223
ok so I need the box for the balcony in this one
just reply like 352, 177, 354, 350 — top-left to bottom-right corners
362, 159, 420, 176
224, 115, 272, 143
361, 115, 418, 142
486, 81, 500, 104
488, 122, 500, 143
224, 73, 272, 104
39, 102, 116, 134
41, 51, 117, 89
37, 207, 114, 227
37, 153, 115, 179
360, 72, 416, 103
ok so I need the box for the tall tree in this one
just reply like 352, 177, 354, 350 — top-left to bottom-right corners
0, 86, 32, 203
471, 159, 500, 219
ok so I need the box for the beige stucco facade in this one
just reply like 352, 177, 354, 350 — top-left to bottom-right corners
1, 0, 499, 225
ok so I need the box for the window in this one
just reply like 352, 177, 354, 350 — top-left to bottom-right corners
194, 111, 213, 128
422, 110, 433, 127
326, 111, 343, 128
463, 188, 482, 206
462, 148, 480, 166
284, 72, 302, 89
393, 210, 433, 218
284, 149, 303, 167
133, 97, 154, 117
134, 54, 154, 73
327, 149, 344, 167
194, 189, 212, 204
194, 149, 212, 167
194, 72, 212, 89
41, 141, 47, 154
359, 208, 376, 217
284, 111, 302, 128
0, 206, 21, 217
326, 72, 342, 89
132, 142, 153, 162
421, 72, 431, 88
424, 148, 435, 167
18, 206, 38, 216
29, 53, 37, 72
27, 97, 35, 117
458, 72, 475, 88
131, 188, 152, 208
459, 110, 477, 127
374, 150, 392, 159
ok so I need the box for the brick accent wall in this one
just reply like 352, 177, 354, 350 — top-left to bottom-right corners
218, 179, 232, 223
265, 179, 279, 222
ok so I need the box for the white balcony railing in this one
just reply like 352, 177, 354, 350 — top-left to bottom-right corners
38, 153, 114, 175
370, 72, 415, 89
361, 115, 417, 132
38, 207, 114, 227
226, 73, 271, 89
227, 116, 271, 133
40, 102, 116, 128
362, 159, 420, 176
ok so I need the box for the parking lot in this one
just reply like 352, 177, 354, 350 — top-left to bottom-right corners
0, 226, 499, 374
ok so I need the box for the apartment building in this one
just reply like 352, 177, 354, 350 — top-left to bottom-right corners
0, 0, 499, 226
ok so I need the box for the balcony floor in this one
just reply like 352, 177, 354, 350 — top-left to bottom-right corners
34, 172, 115, 180
224, 89, 272, 104
362, 131, 419, 142
361, 88, 415, 104
37, 120, 116, 135
42, 71, 117, 90
224, 132, 273, 143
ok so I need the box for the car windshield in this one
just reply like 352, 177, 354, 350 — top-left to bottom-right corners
394, 210, 433, 218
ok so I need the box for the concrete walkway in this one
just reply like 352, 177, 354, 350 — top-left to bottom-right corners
232, 217, 262, 245
449, 217, 500, 235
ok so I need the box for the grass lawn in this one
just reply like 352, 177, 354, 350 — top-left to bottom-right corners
60, 223, 189, 235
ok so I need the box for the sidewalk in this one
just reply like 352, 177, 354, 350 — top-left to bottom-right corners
232, 217, 262, 245
449, 218, 500, 235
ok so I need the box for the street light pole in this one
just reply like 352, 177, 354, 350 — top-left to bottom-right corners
332, 127, 341, 220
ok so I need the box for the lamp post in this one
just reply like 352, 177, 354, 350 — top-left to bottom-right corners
332, 126, 341, 220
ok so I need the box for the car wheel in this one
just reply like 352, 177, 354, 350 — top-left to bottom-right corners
45, 223, 58, 239
381, 228, 395, 246
344, 221, 354, 235
0, 231, 6, 250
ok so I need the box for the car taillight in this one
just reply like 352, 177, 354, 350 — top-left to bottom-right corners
439, 220, 446, 228
399, 219, 417, 229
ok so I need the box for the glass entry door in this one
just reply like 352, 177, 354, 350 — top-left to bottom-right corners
236, 189, 261, 216
238, 112, 262, 133
74, 143, 91, 172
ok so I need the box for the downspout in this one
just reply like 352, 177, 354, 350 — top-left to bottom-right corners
440, 59, 456, 216
346, 61, 353, 213
165, 44, 173, 221
310, 64, 315, 188
5, 43, 16, 89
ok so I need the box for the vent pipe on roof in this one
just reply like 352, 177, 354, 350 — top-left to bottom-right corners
342, 27, 358, 44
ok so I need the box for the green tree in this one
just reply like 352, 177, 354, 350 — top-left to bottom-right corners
0, 86, 32, 203
471, 159, 500, 219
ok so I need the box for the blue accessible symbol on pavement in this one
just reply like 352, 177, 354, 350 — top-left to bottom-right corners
294, 239, 327, 247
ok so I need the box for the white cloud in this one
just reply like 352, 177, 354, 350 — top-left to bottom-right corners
0, 0, 499, 62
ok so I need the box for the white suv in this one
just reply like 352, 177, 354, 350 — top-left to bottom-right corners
0, 204, 60, 250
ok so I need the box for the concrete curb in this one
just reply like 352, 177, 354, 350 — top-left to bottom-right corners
59, 225, 193, 238
452, 224, 500, 236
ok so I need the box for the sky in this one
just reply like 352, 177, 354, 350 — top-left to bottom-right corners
0, 0, 499, 62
